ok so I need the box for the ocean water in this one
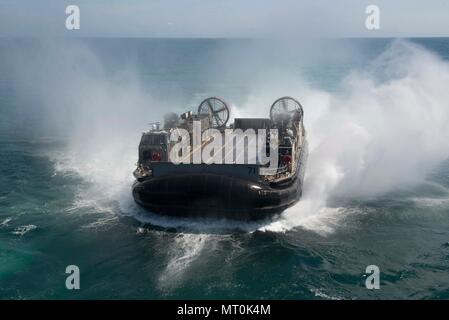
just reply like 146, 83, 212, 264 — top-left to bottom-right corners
1, 37, 449, 299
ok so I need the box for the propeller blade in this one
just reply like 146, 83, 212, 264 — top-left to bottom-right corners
213, 113, 221, 126
214, 107, 227, 113
207, 100, 214, 114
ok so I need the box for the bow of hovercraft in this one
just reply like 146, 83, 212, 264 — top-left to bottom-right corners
132, 96, 307, 221
133, 146, 307, 220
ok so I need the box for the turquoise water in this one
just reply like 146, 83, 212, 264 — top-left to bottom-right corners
1, 38, 449, 299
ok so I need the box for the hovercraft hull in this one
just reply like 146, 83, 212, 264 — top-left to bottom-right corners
132, 143, 307, 221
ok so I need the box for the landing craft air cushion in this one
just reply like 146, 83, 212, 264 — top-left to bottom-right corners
132, 97, 307, 220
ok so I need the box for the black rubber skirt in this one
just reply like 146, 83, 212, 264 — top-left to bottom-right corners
132, 170, 303, 221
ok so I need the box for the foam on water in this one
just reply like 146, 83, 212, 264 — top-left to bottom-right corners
157, 233, 210, 291
0, 217, 12, 227
12, 225, 37, 236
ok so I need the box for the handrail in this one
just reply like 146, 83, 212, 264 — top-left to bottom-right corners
260, 165, 288, 176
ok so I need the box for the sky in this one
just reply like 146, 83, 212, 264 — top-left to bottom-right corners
0, 0, 448, 38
